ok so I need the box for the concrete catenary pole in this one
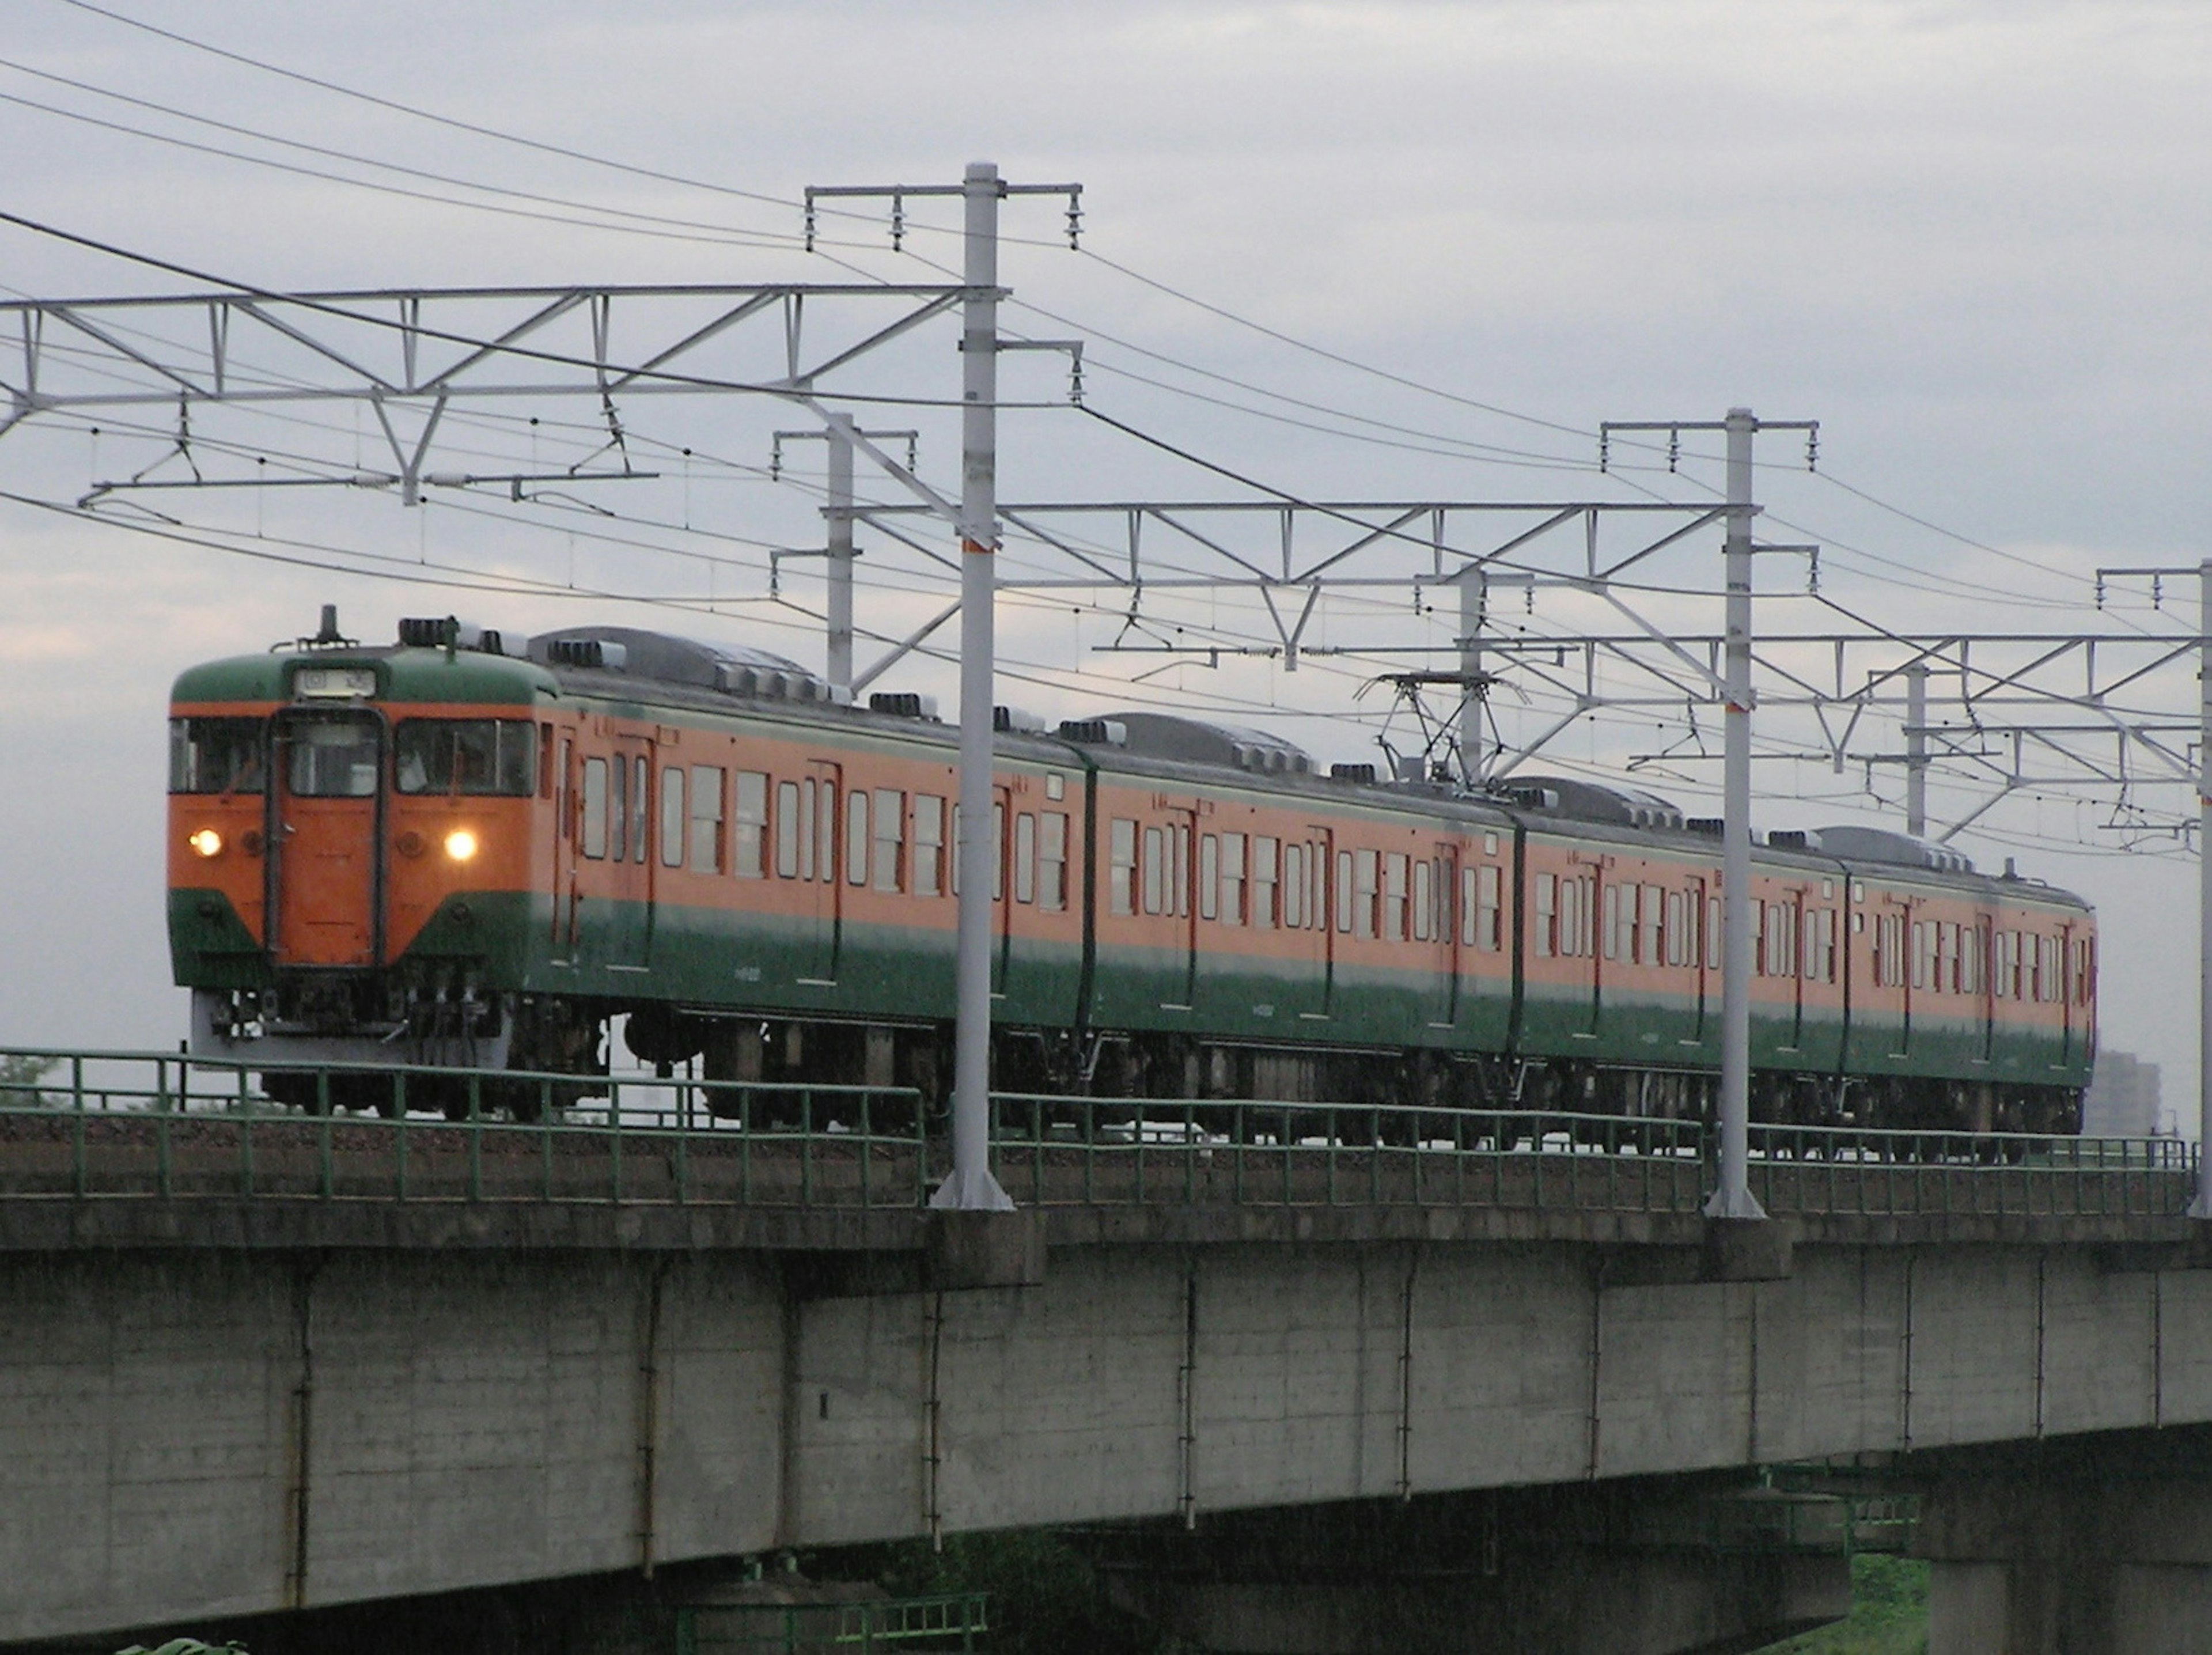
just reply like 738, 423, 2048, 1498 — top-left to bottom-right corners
1905, 662, 1929, 840
824, 414, 856, 693
2194, 558, 2212, 1218
1708, 408, 1768, 1221
935, 162, 1015, 1211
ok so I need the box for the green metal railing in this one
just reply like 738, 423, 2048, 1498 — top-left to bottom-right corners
675, 1592, 988, 1653
0, 1046, 930, 1209
987, 1093, 1710, 1212
0, 1046, 2195, 1219
1746, 1121, 2193, 1218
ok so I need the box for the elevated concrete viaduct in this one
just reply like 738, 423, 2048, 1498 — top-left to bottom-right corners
9, 1191, 2212, 1654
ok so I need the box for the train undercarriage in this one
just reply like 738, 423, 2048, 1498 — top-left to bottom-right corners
193, 980, 2084, 1142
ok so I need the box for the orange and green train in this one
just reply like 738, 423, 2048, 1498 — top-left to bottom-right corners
169, 615, 2093, 1130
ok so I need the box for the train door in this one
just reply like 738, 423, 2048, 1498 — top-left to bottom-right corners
993, 787, 1015, 995
1172, 805, 1199, 1006
2059, 921, 2078, 1067
607, 737, 654, 971
1978, 914, 1997, 1063
801, 760, 841, 984
270, 707, 385, 967
552, 732, 578, 960
1312, 825, 1337, 1021
1691, 877, 1714, 1043
1426, 844, 1458, 1029
1575, 857, 1603, 1038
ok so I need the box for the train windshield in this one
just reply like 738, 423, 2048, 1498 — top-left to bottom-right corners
394, 718, 535, 796
168, 717, 266, 794
286, 715, 381, 798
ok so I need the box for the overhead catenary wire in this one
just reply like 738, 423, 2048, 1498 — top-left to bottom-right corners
41, 0, 2122, 606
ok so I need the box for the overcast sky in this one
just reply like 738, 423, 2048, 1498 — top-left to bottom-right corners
1, 0, 2206, 1115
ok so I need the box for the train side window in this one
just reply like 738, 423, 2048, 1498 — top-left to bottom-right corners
688, 767, 724, 873
1199, 836, 1219, 921
1381, 851, 1406, 941
1707, 896, 1722, 971
1354, 850, 1379, 939
914, 796, 945, 895
1172, 823, 1190, 916
170, 715, 267, 794
1111, 819, 1137, 915
1534, 872, 1558, 957
1479, 865, 1502, 952
997, 804, 1010, 903
581, 758, 609, 860
609, 755, 628, 862
558, 737, 573, 839
1665, 891, 1685, 966
729, 772, 763, 876
1411, 856, 1431, 942
811, 779, 830, 883
1252, 837, 1278, 929
395, 718, 535, 796
2077, 938, 2095, 1005
1601, 884, 1621, 961
631, 757, 649, 864
1013, 811, 1036, 904
864, 790, 901, 892
1642, 885, 1664, 965
660, 767, 686, 868
1335, 850, 1355, 933
1283, 842, 1305, 929
1040, 811, 1068, 911
1142, 825, 1165, 916
1223, 834, 1247, 926
539, 725, 555, 800
775, 781, 800, 877
846, 789, 870, 887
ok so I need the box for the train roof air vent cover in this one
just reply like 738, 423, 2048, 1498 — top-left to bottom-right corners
1813, 825, 1974, 876
1058, 718, 1127, 747
1094, 712, 1314, 775
543, 638, 628, 671
530, 627, 834, 703
869, 691, 939, 719
1493, 777, 1683, 830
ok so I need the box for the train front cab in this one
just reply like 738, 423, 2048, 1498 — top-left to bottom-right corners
172, 647, 548, 1102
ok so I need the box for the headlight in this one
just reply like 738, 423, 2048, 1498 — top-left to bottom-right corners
188, 828, 224, 859
444, 828, 480, 862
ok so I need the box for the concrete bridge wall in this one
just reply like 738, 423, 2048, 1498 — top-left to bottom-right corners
8, 1223, 2212, 1646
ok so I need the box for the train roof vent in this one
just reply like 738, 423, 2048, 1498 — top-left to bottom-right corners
1099, 711, 1315, 775
995, 705, 1050, 735
1494, 777, 1685, 830
544, 638, 628, 671
398, 616, 523, 656
1766, 830, 1810, 851
1058, 718, 1127, 747
1330, 762, 1378, 783
1814, 825, 1975, 876
529, 627, 836, 703
869, 691, 940, 719
1685, 817, 1724, 837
